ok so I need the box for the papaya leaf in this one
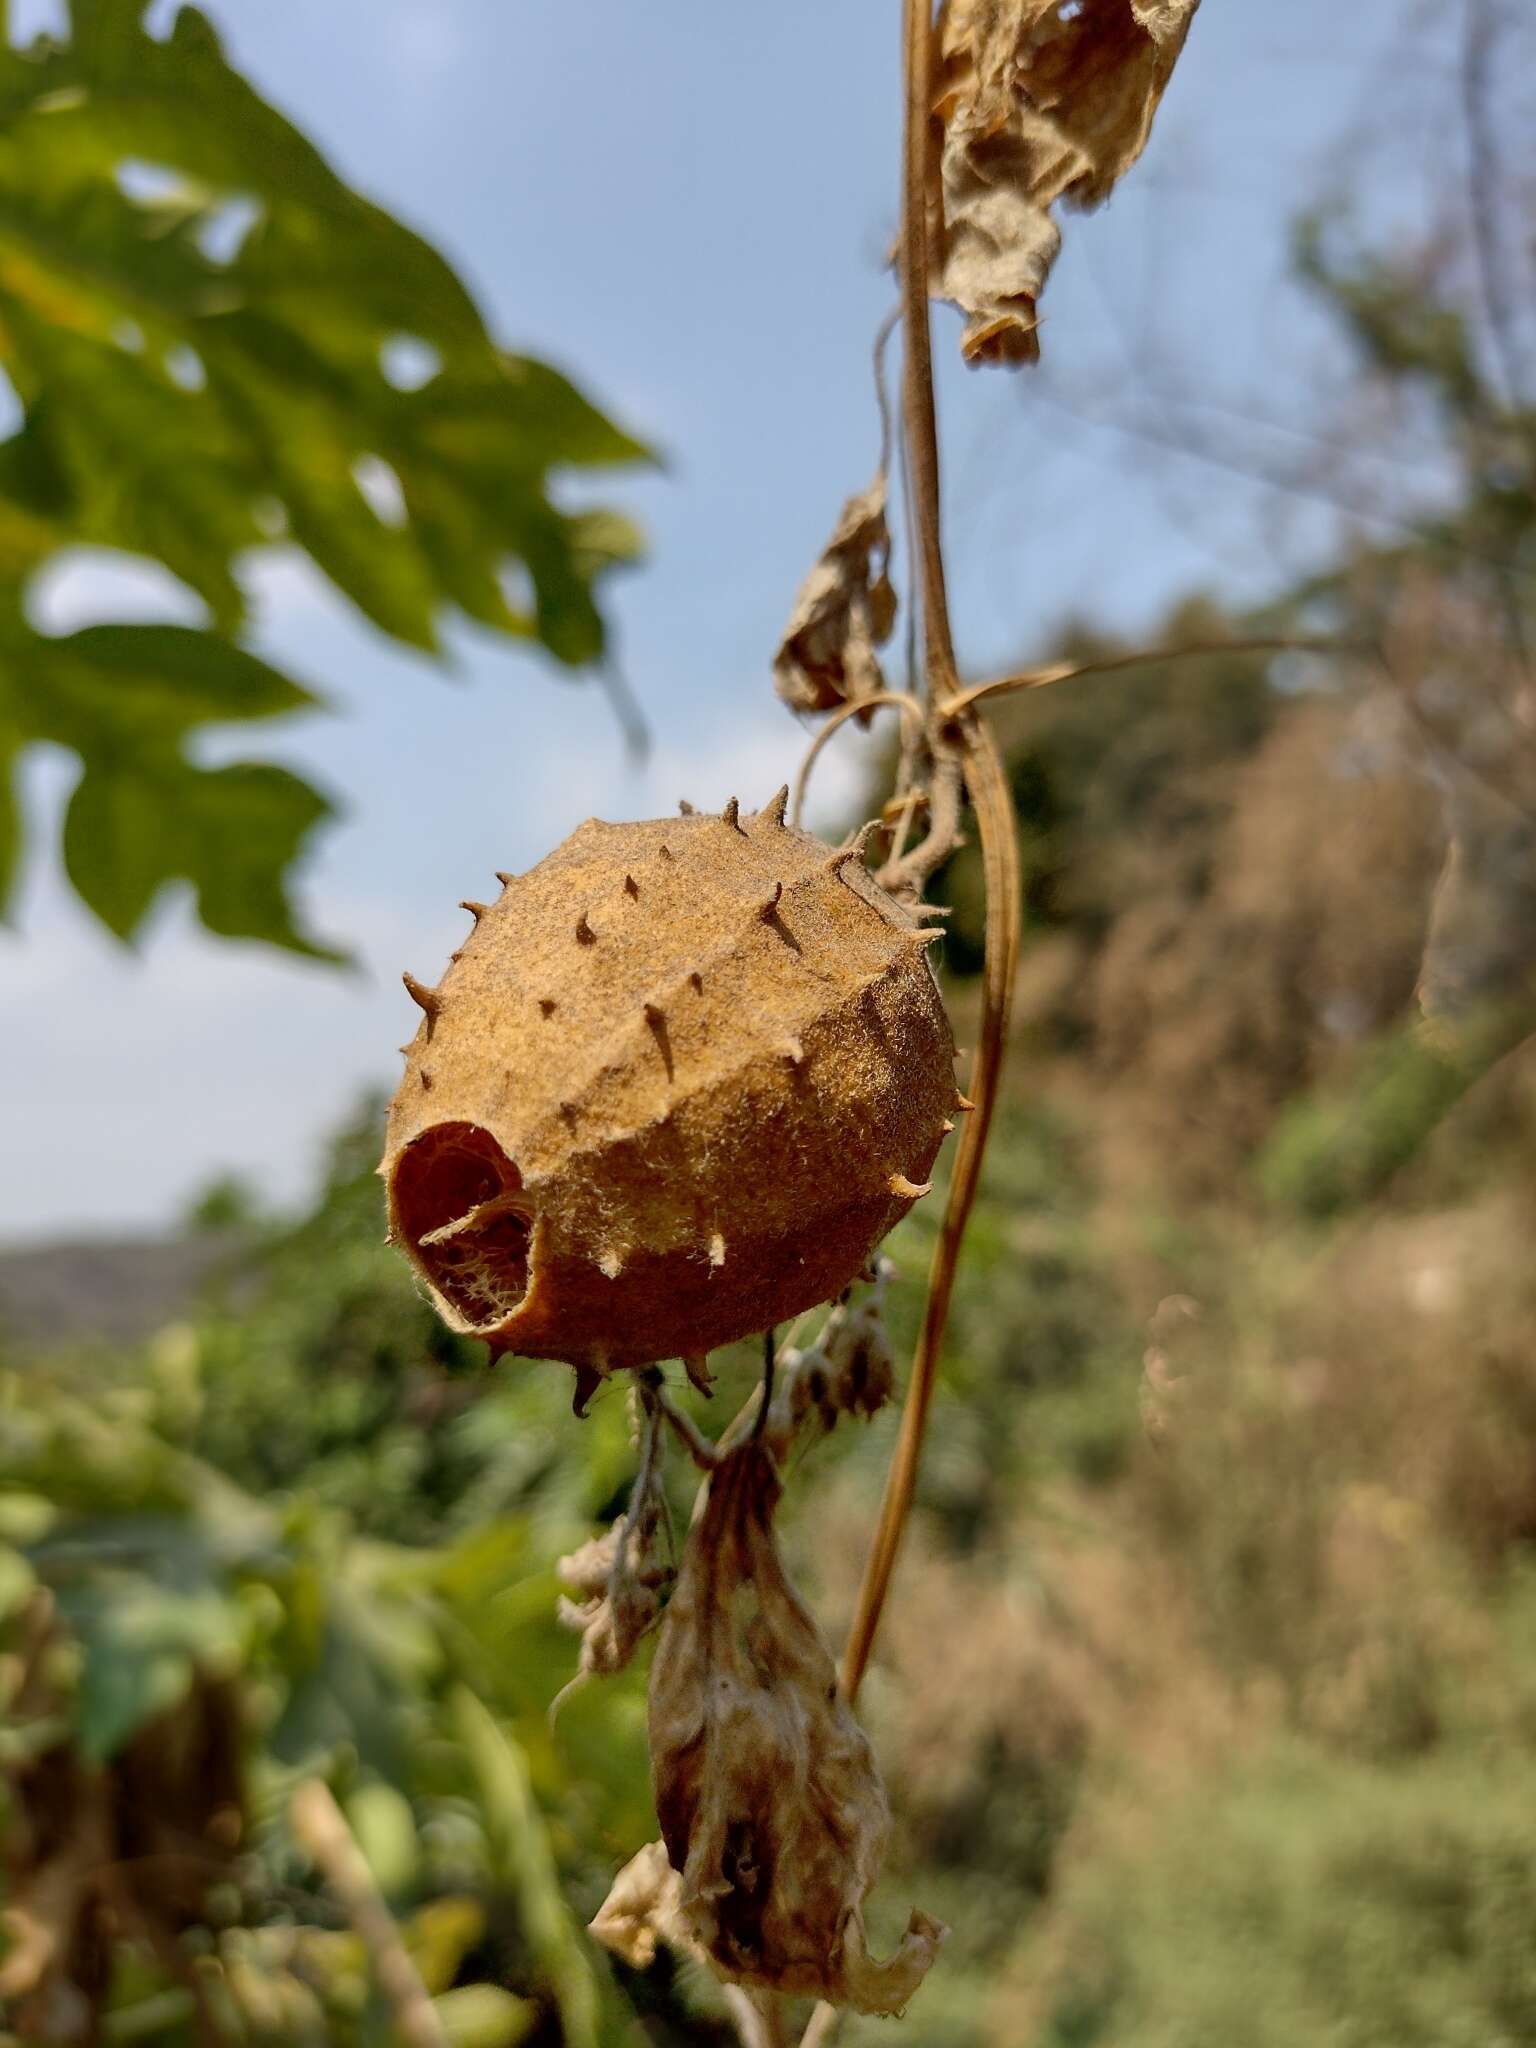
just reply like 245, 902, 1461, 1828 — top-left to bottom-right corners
24, 621, 318, 742
0, 0, 650, 955
63, 747, 341, 958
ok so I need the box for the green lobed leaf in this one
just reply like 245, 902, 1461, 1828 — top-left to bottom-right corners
0, 0, 651, 956
24, 620, 318, 742
5, 327, 260, 628
2, 619, 335, 957
62, 746, 342, 958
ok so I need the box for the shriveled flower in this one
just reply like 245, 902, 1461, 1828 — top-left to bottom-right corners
815, 1266, 899, 1422
767, 1262, 899, 1448
556, 1397, 672, 1693
647, 1439, 945, 2016
589, 1838, 696, 1971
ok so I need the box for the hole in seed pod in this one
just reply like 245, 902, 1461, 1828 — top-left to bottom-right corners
392, 1121, 532, 1328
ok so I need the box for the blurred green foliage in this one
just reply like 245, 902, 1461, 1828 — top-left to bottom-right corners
0, 1099, 707, 2041
0, 0, 647, 957
1033, 1743, 1536, 2048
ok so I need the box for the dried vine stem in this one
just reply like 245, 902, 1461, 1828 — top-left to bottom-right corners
897, 0, 955, 695
841, 717, 1020, 1701
789, 689, 925, 829
798, 1999, 841, 2048
943, 633, 1368, 716
836, 0, 1023, 1705
728, 1986, 791, 2048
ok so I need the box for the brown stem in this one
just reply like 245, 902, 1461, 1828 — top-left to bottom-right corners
793, 24, 1022, 2048
827, 0, 1029, 1718
834, 0, 1027, 1711
789, 689, 925, 829
840, 711, 1021, 1700
944, 633, 1369, 716
289, 1780, 447, 2048
725, 1985, 791, 2048
799, 1998, 843, 2048
900, 0, 956, 698
650, 1380, 722, 1472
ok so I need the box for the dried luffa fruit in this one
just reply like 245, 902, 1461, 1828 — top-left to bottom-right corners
773, 478, 897, 715
556, 1391, 672, 1694
645, 1439, 945, 2014
382, 794, 956, 1383
932, 0, 1200, 365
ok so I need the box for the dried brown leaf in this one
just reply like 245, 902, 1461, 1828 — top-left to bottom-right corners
647, 1441, 944, 2015
773, 479, 897, 715
932, 0, 1200, 365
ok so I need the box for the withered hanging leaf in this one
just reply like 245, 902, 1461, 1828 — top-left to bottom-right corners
773, 478, 897, 715
646, 1442, 944, 2015
932, 0, 1200, 365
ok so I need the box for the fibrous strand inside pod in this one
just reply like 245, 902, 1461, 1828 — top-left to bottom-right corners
389, 1121, 532, 1326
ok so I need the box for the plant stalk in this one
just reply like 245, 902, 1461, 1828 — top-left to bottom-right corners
837, 0, 1023, 1706
840, 715, 1020, 1700
898, 0, 956, 697
289, 1779, 447, 2048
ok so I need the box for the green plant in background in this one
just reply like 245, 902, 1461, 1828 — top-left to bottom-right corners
1, 1090, 932, 2040
0, 1103, 669, 2041
1031, 1744, 1536, 2048
0, 0, 647, 957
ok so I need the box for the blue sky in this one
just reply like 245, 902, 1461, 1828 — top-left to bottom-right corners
0, 0, 1452, 1237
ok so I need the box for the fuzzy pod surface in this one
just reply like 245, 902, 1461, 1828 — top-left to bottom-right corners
382, 794, 957, 1376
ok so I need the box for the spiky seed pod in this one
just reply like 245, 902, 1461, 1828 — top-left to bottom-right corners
381, 794, 956, 1374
